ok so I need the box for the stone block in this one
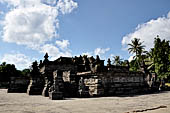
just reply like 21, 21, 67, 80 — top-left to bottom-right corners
49, 91, 63, 100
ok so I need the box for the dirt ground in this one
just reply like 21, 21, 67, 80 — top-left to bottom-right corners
0, 89, 170, 113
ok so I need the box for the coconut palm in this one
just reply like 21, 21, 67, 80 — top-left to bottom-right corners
128, 38, 145, 58
113, 56, 122, 66
128, 38, 146, 70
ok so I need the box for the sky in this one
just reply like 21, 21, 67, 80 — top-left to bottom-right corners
0, 0, 170, 70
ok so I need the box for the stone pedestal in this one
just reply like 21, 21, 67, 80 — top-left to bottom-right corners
49, 91, 63, 100
27, 78, 44, 95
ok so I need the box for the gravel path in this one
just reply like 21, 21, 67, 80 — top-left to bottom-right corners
0, 89, 170, 113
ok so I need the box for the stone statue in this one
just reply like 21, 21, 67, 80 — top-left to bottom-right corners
107, 58, 111, 67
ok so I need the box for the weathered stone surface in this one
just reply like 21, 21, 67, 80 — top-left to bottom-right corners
38, 54, 157, 98
8, 77, 29, 93
27, 78, 44, 95
42, 77, 52, 97
2, 89, 170, 113
49, 91, 63, 100
49, 70, 64, 100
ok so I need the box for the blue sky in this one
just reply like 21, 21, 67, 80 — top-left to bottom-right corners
0, 0, 170, 70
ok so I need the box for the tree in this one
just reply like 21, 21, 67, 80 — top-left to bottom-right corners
112, 56, 123, 66
151, 36, 170, 81
21, 69, 31, 77
0, 62, 19, 82
128, 38, 145, 58
128, 38, 146, 71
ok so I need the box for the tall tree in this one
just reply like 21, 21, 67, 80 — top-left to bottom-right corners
152, 36, 170, 81
128, 38, 146, 70
128, 38, 145, 58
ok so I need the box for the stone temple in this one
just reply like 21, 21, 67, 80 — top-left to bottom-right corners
8, 53, 157, 100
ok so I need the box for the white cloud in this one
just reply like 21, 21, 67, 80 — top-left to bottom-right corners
1, 0, 77, 50
94, 47, 110, 56
41, 44, 72, 60
81, 47, 110, 62
56, 39, 70, 50
0, 0, 20, 7
82, 47, 110, 57
128, 55, 135, 62
1, 53, 34, 70
57, 0, 78, 14
2, 7, 59, 49
0, 10, 4, 15
82, 52, 93, 56
122, 11, 170, 51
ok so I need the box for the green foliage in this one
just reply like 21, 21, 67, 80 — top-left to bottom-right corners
0, 62, 31, 82
21, 69, 31, 77
128, 38, 146, 71
128, 36, 170, 81
129, 59, 140, 72
128, 38, 145, 57
0, 62, 19, 82
112, 56, 123, 66
151, 36, 170, 80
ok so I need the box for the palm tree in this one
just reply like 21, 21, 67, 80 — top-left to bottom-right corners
113, 56, 122, 66
128, 38, 145, 58
128, 38, 145, 70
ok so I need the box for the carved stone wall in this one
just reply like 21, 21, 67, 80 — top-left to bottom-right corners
78, 71, 148, 96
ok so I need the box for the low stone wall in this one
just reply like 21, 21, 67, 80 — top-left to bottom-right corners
0, 82, 9, 89
8, 77, 29, 93
81, 71, 149, 97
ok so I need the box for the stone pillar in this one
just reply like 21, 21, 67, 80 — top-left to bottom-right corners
49, 70, 64, 100
78, 77, 89, 97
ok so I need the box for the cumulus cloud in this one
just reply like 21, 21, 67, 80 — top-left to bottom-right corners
94, 48, 110, 56
0, 0, 78, 66
1, 53, 34, 70
122, 11, 170, 51
1, 0, 77, 50
81, 47, 110, 60
82, 52, 93, 56
57, 0, 78, 14
2, 7, 58, 49
56, 39, 70, 50
41, 44, 72, 60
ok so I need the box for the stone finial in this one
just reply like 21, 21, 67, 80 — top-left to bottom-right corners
107, 58, 111, 66
43, 53, 49, 64
44, 53, 49, 60
96, 55, 100, 62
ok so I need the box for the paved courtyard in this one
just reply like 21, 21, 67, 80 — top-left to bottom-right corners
0, 89, 170, 113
